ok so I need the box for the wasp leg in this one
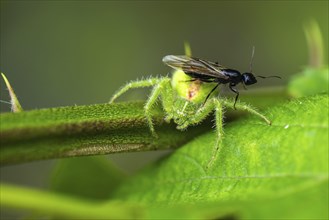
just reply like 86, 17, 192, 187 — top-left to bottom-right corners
109, 78, 161, 103
229, 84, 239, 110
179, 79, 197, 83
144, 78, 172, 137
202, 83, 220, 107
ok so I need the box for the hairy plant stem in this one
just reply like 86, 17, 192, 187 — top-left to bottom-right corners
0, 87, 286, 166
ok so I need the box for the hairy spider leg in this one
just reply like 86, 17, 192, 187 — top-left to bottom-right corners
207, 99, 225, 169
143, 78, 173, 136
175, 97, 271, 169
221, 99, 272, 125
176, 98, 224, 169
109, 78, 161, 103
109, 77, 174, 137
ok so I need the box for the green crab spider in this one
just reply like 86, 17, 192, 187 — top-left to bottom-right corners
110, 74, 271, 168
109, 54, 272, 168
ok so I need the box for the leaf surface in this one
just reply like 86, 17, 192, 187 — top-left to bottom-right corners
111, 94, 328, 218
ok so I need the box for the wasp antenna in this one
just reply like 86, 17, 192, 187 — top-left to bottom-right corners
249, 46, 255, 73
257, 75, 282, 79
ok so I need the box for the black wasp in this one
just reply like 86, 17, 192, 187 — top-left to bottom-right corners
162, 50, 280, 109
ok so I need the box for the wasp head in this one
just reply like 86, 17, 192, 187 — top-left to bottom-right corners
242, 72, 257, 85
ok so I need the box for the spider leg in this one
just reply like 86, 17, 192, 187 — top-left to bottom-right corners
156, 78, 174, 123
221, 99, 271, 125
176, 98, 216, 130
206, 99, 224, 169
109, 77, 161, 103
176, 99, 225, 170
144, 78, 172, 137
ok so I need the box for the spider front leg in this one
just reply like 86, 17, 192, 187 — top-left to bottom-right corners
144, 77, 173, 137
109, 78, 161, 103
110, 77, 173, 137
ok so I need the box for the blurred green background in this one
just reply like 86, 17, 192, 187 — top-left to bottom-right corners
0, 0, 328, 192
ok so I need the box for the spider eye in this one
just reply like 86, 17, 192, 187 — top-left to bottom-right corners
242, 73, 257, 85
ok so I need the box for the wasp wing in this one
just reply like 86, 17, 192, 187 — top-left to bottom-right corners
162, 55, 229, 80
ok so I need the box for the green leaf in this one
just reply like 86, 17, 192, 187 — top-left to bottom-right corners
0, 86, 285, 166
288, 20, 328, 98
288, 67, 329, 98
1, 95, 327, 219
0, 183, 145, 219
49, 156, 126, 200
111, 94, 328, 218
0, 102, 209, 165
